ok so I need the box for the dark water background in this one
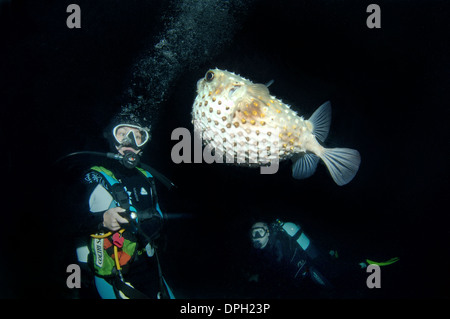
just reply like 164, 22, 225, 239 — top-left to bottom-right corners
1, 0, 449, 300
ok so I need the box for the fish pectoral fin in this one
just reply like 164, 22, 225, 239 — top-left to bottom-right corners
291, 153, 320, 180
247, 83, 271, 100
320, 148, 361, 186
309, 101, 332, 142
235, 84, 271, 119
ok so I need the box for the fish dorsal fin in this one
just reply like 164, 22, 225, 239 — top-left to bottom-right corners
234, 84, 271, 120
265, 79, 274, 88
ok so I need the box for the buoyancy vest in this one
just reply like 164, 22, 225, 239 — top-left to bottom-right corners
87, 166, 161, 278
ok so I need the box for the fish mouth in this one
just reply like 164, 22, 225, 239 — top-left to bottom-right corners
197, 78, 204, 88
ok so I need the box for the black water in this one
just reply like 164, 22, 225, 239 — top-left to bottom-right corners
2, 0, 449, 301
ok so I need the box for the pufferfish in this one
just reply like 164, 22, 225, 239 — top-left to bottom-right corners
191, 68, 361, 186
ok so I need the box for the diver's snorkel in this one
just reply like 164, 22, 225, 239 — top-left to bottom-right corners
55, 151, 176, 190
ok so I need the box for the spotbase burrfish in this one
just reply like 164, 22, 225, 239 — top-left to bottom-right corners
191, 68, 360, 185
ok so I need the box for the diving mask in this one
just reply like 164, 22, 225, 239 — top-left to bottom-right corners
113, 124, 150, 150
250, 223, 269, 249
251, 227, 269, 239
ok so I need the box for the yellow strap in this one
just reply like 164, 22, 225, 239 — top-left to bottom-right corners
114, 245, 121, 271
90, 232, 112, 239
90, 229, 125, 238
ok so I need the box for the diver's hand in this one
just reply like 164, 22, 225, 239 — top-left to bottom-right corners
103, 207, 129, 231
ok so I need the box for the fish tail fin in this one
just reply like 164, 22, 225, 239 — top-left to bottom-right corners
309, 101, 332, 142
319, 148, 361, 186
292, 153, 320, 180
292, 101, 360, 185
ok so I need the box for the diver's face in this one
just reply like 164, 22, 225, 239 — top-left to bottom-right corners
250, 223, 269, 249
115, 126, 142, 155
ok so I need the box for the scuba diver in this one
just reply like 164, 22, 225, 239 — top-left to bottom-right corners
249, 220, 334, 297
74, 114, 175, 299
248, 219, 399, 298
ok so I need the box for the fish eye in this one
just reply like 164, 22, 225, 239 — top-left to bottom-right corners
205, 71, 215, 82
